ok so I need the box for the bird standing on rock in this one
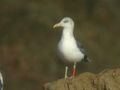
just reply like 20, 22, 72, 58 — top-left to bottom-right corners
53, 17, 91, 78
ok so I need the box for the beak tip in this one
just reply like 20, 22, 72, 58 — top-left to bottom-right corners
53, 26, 56, 28
53, 24, 60, 29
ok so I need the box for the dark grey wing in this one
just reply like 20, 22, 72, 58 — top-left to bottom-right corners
0, 73, 3, 90
76, 41, 91, 62
76, 41, 85, 54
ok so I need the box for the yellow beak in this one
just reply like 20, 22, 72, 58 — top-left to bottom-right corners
53, 24, 60, 28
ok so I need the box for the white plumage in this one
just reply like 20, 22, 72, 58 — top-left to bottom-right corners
57, 26, 84, 62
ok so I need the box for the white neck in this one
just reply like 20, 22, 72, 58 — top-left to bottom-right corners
62, 26, 74, 40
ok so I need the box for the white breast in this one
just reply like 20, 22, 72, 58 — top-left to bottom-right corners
57, 38, 84, 62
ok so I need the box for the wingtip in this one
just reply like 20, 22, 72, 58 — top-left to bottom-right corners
87, 58, 92, 62
83, 56, 92, 62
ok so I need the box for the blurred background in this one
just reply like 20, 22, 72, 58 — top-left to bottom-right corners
0, 0, 120, 90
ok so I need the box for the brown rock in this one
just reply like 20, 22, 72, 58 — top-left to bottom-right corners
43, 68, 120, 90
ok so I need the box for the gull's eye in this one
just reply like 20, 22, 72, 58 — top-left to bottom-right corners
63, 20, 69, 23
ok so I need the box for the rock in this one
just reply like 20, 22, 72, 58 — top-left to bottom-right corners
43, 68, 120, 90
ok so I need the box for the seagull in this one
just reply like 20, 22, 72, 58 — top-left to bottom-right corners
0, 72, 3, 90
53, 17, 91, 78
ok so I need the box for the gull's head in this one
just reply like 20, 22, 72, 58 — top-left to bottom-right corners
53, 17, 74, 29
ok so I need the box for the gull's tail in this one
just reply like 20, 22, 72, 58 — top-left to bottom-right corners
84, 55, 92, 62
